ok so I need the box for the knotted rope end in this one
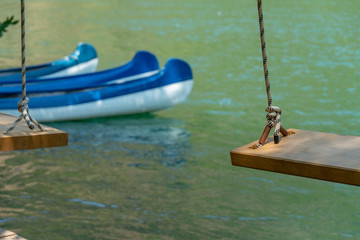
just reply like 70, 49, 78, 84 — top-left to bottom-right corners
287, 130, 296, 135
5, 98, 44, 135
265, 106, 282, 144
250, 144, 260, 149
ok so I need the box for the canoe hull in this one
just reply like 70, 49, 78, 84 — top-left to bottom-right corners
0, 51, 160, 94
0, 42, 98, 83
38, 58, 99, 79
2, 80, 193, 122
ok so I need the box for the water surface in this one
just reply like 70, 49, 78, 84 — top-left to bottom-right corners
1, 0, 360, 239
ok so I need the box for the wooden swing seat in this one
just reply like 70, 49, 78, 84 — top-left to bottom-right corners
231, 129, 360, 186
0, 228, 27, 240
0, 112, 68, 151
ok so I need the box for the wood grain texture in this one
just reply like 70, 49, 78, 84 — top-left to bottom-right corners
231, 129, 360, 186
0, 113, 68, 151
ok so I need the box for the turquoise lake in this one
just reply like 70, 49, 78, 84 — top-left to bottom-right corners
1, 0, 360, 239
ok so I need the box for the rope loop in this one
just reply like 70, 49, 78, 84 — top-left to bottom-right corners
17, 97, 29, 112
17, 97, 34, 130
265, 106, 281, 144
5, 97, 44, 134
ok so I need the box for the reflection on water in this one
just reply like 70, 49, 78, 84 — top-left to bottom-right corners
53, 114, 191, 168
1, 0, 360, 239
1, 114, 195, 239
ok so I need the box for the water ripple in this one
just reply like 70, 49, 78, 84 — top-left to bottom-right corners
68, 199, 106, 208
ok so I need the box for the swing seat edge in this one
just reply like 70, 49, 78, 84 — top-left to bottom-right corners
0, 112, 68, 151
230, 128, 360, 186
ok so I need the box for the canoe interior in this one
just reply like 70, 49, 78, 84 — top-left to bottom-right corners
230, 128, 360, 186
0, 113, 68, 151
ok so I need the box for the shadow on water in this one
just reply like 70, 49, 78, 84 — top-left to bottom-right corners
47, 113, 192, 168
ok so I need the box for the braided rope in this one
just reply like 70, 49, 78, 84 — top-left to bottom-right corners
21, 0, 26, 101
5, 0, 43, 135
257, 0, 272, 107
256, 0, 282, 146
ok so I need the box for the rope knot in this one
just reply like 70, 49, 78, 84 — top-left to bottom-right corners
265, 106, 281, 144
17, 97, 30, 112
15, 97, 35, 130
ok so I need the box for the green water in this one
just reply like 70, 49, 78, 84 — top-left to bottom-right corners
1, 0, 360, 239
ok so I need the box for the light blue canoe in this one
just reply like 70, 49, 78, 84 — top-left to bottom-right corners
0, 50, 160, 95
0, 42, 98, 83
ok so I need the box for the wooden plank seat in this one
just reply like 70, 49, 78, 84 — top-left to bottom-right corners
0, 113, 68, 151
0, 228, 27, 240
230, 129, 360, 186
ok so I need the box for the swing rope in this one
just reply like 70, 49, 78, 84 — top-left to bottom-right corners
5, 0, 43, 135
255, 0, 290, 148
257, 0, 272, 107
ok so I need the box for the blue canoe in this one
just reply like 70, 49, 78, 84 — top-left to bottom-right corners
0, 42, 98, 83
0, 50, 160, 95
0, 58, 193, 122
